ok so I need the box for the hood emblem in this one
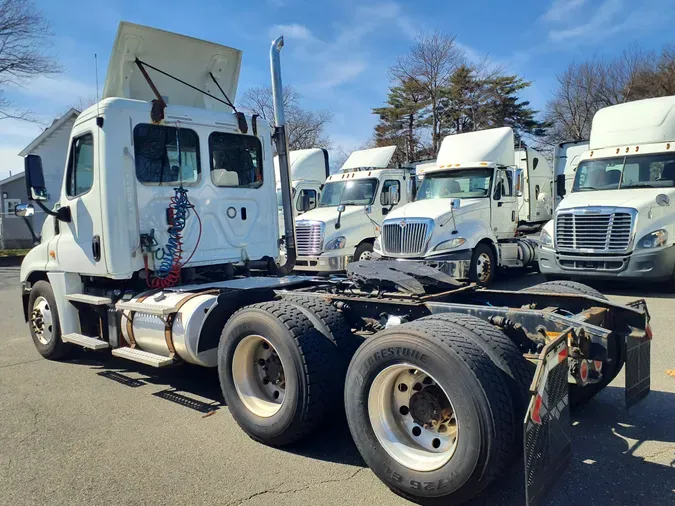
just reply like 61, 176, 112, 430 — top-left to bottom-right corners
582, 208, 602, 214
399, 220, 407, 228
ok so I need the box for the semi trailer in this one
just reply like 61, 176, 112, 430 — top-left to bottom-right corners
539, 96, 675, 282
16, 22, 651, 506
373, 127, 550, 285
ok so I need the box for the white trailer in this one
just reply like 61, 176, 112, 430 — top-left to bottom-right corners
374, 127, 548, 285
14, 22, 651, 506
293, 146, 415, 271
539, 96, 675, 282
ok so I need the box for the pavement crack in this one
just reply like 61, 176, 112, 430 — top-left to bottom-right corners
229, 467, 366, 505
641, 446, 675, 461
0, 358, 43, 370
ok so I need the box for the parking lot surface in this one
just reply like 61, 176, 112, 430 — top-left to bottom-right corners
1, 267, 673, 505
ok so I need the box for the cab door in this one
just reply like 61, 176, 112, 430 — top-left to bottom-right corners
55, 125, 107, 275
490, 169, 517, 239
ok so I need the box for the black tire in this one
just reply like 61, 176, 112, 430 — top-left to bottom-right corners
354, 241, 374, 262
524, 280, 606, 300
420, 313, 534, 453
345, 320, 515, 504
280, 294, 363, 365
218, 301, 342, 447
520, 281, 621, 408
470, 243, 496, 286
27, 280, 72, 360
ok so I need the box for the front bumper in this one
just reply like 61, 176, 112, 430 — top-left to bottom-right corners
380, 250, 472, 280
538, 244, 675, 280
294, 253, 353, 272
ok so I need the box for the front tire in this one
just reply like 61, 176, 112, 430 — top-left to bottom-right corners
354, 242, 374, 262
345, 320, 515, 504
218, 301, 342, 447
28, 280, 72, 360
469, 243, 496, 286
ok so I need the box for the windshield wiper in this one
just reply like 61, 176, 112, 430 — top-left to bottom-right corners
577, 186, 598, 191
620, 183, 657, 189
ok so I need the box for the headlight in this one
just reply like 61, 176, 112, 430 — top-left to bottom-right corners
539, 229, 553, 248
373, 236, 382, 253
432, 237, 466, 252
638, 229, 668, 249
325, 236, 346, 250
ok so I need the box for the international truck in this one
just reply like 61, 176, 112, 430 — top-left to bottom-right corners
15, 22, 651, 506
274, 148, 329, 239
293, 146, 415, 271
539, 96, 675, 283
374, 127, 551, 285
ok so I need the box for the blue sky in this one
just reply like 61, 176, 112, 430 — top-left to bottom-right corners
1, 0, 673, 179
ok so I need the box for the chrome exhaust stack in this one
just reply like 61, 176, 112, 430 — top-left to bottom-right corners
270, 36, 296, 275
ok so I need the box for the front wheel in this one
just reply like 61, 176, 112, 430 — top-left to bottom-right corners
354, 242, 374, 262
345, 320, 515, 504
28, 280, 72, 360
469, 244, 496, 286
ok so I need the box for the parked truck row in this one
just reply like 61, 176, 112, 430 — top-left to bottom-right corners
15, 22, 652, 506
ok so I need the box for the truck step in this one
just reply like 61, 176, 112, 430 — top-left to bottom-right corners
111, 347, 174, 367
62, 333, 110, 350
115, 300, 178, 316
66, 293, 112, 305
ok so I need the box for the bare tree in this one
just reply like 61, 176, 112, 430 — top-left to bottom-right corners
238, 85, 332, 150
0, 0, 61, 121
391, 31, 464, 154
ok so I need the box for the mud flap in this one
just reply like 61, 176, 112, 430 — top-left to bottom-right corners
625, 299, 651, 408
524, 333, 571, 506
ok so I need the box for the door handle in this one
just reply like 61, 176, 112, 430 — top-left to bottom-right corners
92, 235, 101, 262
497, 202, 503, 207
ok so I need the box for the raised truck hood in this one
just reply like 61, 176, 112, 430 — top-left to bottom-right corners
558, 188, 675, 212
104, 21, 242, 112
341, 146, 396, 170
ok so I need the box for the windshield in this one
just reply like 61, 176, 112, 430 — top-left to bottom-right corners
415, 168, 493, 201
319, 179, 378, 207
573, 153, 675, 192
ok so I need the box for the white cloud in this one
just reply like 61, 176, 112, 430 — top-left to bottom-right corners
270, 23, 314, 41
314, 61, 368, 89
542, 0, 588, 22
549, 0, 623, 42
10, 76, 97, 108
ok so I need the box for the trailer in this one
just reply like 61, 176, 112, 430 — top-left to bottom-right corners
15, 22, 651, 506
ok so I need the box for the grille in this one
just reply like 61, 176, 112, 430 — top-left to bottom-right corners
295, 221, 324, 256
556, 211, 633, 253
382, 220, 432, 256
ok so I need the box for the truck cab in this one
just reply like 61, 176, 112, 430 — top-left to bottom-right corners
293, 146, 414, 271
553, 140, 589, 208
374, 127, 539, 285
274, 148, 329, 240
539, 96, 675, 282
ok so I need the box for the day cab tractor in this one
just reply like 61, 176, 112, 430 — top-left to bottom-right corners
16, 22, 651, 506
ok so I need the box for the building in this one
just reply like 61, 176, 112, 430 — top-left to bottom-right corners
0, 109, 79, 249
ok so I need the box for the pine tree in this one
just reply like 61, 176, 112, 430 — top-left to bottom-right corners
372, 78, 428, 164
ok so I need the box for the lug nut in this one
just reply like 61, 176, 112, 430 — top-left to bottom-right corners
398, 383, 408, 392
258, 359, 266, 366
399, 406, 409, 416
412, 426, 422, 437
413, 383, 422, 392
262, 377, 269, 385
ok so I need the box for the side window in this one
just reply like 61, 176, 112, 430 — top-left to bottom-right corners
133, 124, 200, 185
535, 185, 540, 199
296, 189, 317, 211
66, 133, 94, 197
381, 180, 400, 205
209, 132, 263, 188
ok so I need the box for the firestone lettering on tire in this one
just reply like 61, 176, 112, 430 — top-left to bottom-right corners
365, 347, 428, 369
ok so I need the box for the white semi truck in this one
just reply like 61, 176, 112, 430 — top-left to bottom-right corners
273, 148, 329, 238
293, 146, 415, 271
553, 140, 589, 208
539, 96, 675, 283
15, 22, 652, 506
374, 127, 551, 285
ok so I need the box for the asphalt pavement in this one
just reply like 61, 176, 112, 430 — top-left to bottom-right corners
1, 266, 673, 505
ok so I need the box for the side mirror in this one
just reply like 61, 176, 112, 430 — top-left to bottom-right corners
380, 190, 391, 206
515, 168, 524, 197
364, 204, 372, 214
15, 204, 35, 217
493, 182, 502, 201
337, 204, 346, 213
556, 174, 566, 198
24, 155, 48, 201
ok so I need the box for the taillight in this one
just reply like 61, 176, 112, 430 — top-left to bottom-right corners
645, 323, 653, 341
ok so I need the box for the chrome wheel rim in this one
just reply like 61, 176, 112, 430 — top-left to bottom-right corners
31, 296, 54, 345
368, 364, 459, 472
476, 252, 492, 283
359, 249, 373, 261
232, 334, 286, 418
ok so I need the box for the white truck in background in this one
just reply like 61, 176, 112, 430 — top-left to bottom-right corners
374, 127, 549, 285
293, 145, 415, 271
273, 148, 329, 239
553, 140, 589, 208
539, 96, 675, 283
